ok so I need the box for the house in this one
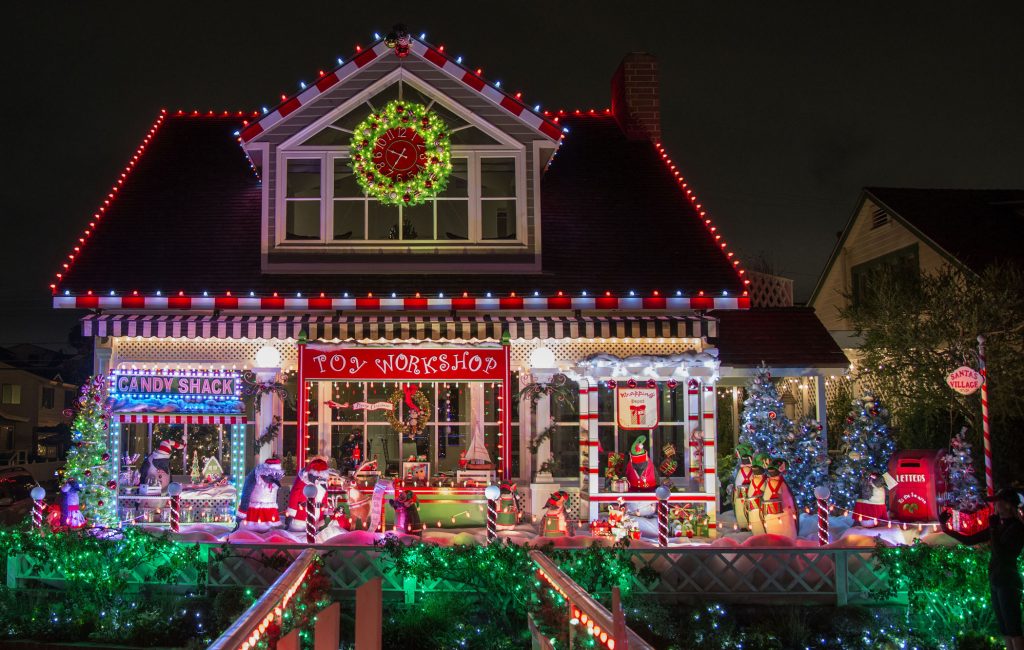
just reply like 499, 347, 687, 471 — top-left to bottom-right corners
0, 357, 77, 465
810, 187, 1024, 350
48, 27, 846, 532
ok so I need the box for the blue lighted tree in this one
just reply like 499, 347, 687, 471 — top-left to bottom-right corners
738, 364, 794, 461
940, 428, 984, 513
786, 417, 831, 510
831, 394, 896, 509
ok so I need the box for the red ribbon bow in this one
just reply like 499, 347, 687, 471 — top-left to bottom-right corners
402, 384, 420, 412
629, 404, 646, 424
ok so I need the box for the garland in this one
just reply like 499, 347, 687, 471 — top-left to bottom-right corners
241, 371, 293, 413
254, 415, 281, 451
527, 423, 558, 455
517, 373, 577, 415
385, 388, 432, 435
350, 100, 452, 206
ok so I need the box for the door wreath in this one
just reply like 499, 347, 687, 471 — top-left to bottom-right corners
385, 386, 431, 435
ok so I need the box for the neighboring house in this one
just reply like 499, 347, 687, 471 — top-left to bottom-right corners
48, 30, 847, 529
0, 360, 76, 464
810, 187, 1024, 350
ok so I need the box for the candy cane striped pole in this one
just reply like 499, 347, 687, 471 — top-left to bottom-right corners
30, 487, 45, 530
655, 485, 671, 547
167, 482, 182, 533
813, 486, 830, 546
484, 485, 500, 545
303, 484, 319, 544
978, 336, 993, 498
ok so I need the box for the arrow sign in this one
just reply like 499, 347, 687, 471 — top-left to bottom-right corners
946, 366, 983, 395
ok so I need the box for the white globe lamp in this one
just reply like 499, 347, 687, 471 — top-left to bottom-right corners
529, 346, 556, 370
255, 345, 282, 369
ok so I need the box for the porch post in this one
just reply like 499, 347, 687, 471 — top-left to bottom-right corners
501, 333, 512, 481
253, 367, 280, 463
297, 340, 307, 470
815, 375, 828, 447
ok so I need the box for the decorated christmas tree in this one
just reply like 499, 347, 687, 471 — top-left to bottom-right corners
190, 452, 202, 483
830, 394, 896, 509
941, 428, 984, 513
785, 417, 831, 510
63, 376, 117, 528
738, 364, 795, 461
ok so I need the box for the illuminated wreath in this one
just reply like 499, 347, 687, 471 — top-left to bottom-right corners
385, 388, 432, 435
350, 100, 452, 206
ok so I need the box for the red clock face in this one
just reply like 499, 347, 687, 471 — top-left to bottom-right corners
372, 127, 427, 181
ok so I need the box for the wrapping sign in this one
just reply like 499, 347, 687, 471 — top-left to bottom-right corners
616, 387, 659, 430
946, 366, 983, 396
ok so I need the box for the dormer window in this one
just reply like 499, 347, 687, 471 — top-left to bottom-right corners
276, 77, 525, 246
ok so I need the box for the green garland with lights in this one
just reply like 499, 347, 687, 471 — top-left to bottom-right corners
350, 100, 451, 206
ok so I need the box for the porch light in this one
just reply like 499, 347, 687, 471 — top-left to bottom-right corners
255, 346, 281, 369
529, 346, 556, 370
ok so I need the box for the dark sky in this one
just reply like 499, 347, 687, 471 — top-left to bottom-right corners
3, 2, 1023, 347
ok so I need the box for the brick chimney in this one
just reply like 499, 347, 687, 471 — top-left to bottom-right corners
611, 52, 660, 142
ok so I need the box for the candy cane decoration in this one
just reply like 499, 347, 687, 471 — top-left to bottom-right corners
303, 484, 318, 544
30, 486, 45, 530
167, 482, 182, 533
484, 485, 500, 544
978, 335, 993, 498
813, 486, 830, 546
655, 485, 671, 547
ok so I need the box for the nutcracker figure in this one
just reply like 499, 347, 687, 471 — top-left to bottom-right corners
542, 490, 570, 537
496, 481, 521, 529
744, 454, 769, 535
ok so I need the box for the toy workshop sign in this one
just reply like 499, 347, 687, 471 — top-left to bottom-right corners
616, 386, 659, 430
303, 345, 505, 381
946, 366, 983, 396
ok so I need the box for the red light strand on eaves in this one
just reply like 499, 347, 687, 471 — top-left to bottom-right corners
653, 141, 750, 289
49, 109, 170, 295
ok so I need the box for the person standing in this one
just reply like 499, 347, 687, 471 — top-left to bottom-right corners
940, 488, 1024, 650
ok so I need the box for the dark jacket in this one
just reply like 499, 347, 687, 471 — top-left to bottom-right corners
942, 514, 1024, 588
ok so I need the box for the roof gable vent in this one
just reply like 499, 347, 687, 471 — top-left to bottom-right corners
870, 207, 890, 229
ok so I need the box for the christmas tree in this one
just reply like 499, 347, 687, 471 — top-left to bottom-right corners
64, 376, 117, 528
190, 452, 201, 483
738, 364, 795, 461
941, 428, 984, 513
786, 417, 831, 510
830, 394, 896, 509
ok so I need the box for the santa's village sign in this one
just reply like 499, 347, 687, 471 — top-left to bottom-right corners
946, 366, 983, 396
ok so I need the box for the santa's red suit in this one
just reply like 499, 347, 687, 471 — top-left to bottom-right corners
625, 435, 657, 491
285, 458, 330, 532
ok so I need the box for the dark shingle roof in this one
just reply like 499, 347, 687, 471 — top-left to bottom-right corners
713, 308, 849, 368
57, 114, 743, 296
865, 187, 1024, 274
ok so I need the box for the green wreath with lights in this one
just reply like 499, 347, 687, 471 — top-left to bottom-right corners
386, 388, 432, 435
349, 100, 452, 206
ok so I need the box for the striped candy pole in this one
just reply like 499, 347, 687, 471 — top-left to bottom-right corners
655, 485, 671, 547
167, 482, 182, 533
484, 485, 500, 544
813, 486, 830, 546
30, 487, 45, 530
978, 336, 993, 498
303, 484, 318, 544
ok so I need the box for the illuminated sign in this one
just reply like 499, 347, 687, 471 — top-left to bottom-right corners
303, 345, 505, 381
108, 369, 244, 414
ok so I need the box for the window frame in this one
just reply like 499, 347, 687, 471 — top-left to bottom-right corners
274, 72, 527, 248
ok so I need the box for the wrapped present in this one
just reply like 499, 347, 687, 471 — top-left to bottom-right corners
609, 478, 629, 493
947, 506, 991, 537
590, 520, 612, 537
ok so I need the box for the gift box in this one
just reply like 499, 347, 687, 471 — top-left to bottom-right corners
946, 506, 991, 537
609, 478, 629, 493
590, 520, 612, 537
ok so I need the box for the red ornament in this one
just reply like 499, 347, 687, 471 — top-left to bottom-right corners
403, 193, 411, 203
97, 500, 104, 507
101, 453, 110, 462
768, 411, 777, 420
627, 378, 637, 389
607, 380, 617, 389
421, 117, 429, 126
647, 378, 657, 389
667, 379, 678, 390
84, 469, 92, 477
107, 480, 117, 490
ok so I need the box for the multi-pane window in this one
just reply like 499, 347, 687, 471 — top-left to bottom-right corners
1, 384, 21, 405
284, 159, 322, 240
41, 387, 54, 409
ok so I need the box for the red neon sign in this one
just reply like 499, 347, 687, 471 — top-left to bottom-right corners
302, 345, 506, 382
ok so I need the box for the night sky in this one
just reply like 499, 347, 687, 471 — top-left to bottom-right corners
3, 2, 1023, 346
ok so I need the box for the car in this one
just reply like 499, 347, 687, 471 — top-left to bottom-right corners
0, 467, 40, 526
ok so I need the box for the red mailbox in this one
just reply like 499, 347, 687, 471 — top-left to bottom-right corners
887, 449, 947, 522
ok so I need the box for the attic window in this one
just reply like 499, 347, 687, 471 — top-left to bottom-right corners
870, 208, 890, 229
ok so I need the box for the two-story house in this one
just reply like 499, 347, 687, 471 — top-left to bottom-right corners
0, 353, 77, 466
48, 28, 847, 533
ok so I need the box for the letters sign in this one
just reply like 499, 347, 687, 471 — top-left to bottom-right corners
616, 387, 659, 430
946, 366, 983, 396
303, 345, 505, 382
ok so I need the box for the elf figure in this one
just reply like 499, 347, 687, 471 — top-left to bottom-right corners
853, 471, 894, 527
744, 454, 769, 535
542, 490, 570, 537
59, 479, 86, 529
389, 489, 423, 535
285, 458, 330, 533
236, 458, 284, 530
761, 458, 797, 539
732, 443, 755, 530
626, 435, 658, 491
496, 481, 521, 530
139, 439, 184, 494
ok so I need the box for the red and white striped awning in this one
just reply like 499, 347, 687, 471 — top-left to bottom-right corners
116, 414, 247, 425
82, 314, 715, 341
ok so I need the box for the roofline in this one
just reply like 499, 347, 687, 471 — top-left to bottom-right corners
239, 36, 563, 145
807, 190, 869, 305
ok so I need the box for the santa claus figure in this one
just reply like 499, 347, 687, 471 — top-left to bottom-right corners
139, 439, 184, 494
285, 458, 330, 533
626, 435, 658, 491
236, 458, 284, 530
853, 472, 894, 528
389, 489, 423, 535
732, 443, 755, 530
761, 458, 797, 539
744, 455, 769, 535
542, 490, 570, 537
